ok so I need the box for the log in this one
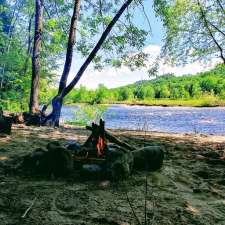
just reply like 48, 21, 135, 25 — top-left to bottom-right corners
86, 125, 136, 151
74, 156, 105, 164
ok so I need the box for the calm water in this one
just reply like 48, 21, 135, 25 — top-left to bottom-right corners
61, 105, 225, 135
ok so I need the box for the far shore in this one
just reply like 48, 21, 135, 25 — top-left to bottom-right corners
65, 98, 225, 108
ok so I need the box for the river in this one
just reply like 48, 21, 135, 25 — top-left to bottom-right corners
60, 105, 225, 135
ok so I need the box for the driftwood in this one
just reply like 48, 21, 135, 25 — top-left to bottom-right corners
85, 121, 136, 151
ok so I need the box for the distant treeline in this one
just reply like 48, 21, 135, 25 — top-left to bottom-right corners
64, 64, 225, 106
1, 64, 225, 111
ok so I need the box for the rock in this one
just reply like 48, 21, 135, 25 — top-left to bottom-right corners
132, 146, 164, 171
0, 115, 13, 135
81, 164, 103, 179
105, 147, 133, 180
42, 145, 74, 176
25, 113, 41, 126
22, 148, 47, 171
67, 141, 82, 153
22, 142, 74, 176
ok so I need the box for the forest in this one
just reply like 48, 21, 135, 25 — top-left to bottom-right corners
0, 1, 225, 225
64, 64, 225, 106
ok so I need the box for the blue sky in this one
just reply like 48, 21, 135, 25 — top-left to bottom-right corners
59, 0, 218, 89
134, 0, 164, 46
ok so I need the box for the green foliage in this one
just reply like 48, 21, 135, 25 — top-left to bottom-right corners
117, 87, 134, 101
92, 84, 109, 104
154, 0, 225, 64
67, 104, 107, 126
0, 0, 58, 112
64, 64, 225, 106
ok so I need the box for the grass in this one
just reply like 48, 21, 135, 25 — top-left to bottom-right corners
110, 96, 225, 107
66, 104, 108, 126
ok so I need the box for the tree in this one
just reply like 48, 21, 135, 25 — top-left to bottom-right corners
29, 0, 44, 114
154, 0, 225, 65
0, 0, 74, 112
159, 84, 170, 98
92, 84, 109, 104
118, 87, 133, 101
42, 0, 150, 126
58, 0, 81, 94
0, 0, 33, 111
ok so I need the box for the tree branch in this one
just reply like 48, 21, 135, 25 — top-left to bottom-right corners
61, 0, 134, 98
197, 0, 225, 64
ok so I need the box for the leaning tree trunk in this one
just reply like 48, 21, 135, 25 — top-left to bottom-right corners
43, 0, 81, 127
42, 0, 134, 127
29, 0, 43, 114
58, 0, 81, 94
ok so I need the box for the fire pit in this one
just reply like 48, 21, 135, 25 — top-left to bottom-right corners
21, 119, 164, 180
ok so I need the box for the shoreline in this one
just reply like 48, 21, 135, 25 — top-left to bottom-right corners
62, 124, 225, 141
65, 99, 225, 108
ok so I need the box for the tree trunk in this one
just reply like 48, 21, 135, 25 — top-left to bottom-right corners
42, 0, 134, 127
29, 0, 43, 114
41, 96, 63, 127
41, 0, 81, 127
61, 0, 134, 97
58, 0, 81, 94
22, 14, 34, 76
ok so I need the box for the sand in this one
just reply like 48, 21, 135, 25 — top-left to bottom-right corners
0, 125, 225, 225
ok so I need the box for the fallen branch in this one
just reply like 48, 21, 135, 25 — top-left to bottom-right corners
74, 156, 105, 165
21, 197, 37, 218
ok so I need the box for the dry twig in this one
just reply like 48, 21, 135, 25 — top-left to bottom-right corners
126, 192, 142, 225
21, 197, 37, 218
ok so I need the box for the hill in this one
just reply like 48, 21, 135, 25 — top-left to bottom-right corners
65, 64, 225, 107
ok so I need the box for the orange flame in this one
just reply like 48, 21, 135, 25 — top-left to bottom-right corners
96, 136, 105, 157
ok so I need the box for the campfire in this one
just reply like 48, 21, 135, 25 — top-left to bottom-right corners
82, 119, 135, 159
21, 119, 164, 180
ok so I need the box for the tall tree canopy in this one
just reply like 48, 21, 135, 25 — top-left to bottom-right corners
42, 0, 149, 126
0, 0, 151, 115
154, 0, 225, 65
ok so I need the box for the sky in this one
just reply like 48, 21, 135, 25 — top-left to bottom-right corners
58, 0, 219, 90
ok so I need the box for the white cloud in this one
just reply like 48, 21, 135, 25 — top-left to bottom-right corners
65, 45, 221, 90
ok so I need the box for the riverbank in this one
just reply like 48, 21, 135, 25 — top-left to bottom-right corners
66, 96, 225, 107
0, 125, 225, 225
111, 97, 225, 107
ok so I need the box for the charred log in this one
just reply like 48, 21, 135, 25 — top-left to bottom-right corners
86, 124, 136, 151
